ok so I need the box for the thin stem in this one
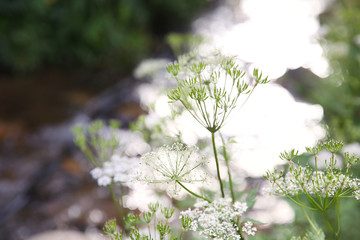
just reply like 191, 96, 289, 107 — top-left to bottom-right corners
276, 183, 317, 210
180, 229, 184, 240
336, 198, 341, 235
118, 184, 125, 213
84, 148, 99, 167
238, 83, 257, 110
200, 96, 211, 125
234, 218, 245, 240
148, 224, 152, 239
314, 155, 324, 207
176, 180, 211, 202
220, 132, 236, 203
322, 210, 338, 240
195, 99, 211, 127
304, 191, 323, 211
108, 182, 124, 227
154, 213, 157, 240
322, 196, 331, 209
212, 97, 219, 128
211, 132, 225, 198
296, 181, 323, 211
179, 99, 206, 128
297, 196, 323, 240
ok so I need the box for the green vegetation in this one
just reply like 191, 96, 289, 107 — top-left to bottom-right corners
0, 0, 208, 72
309, 0, 360, 143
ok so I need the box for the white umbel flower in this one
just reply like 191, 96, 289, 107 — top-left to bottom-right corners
267, 166, 360, 199
180, 198, 252, 239
137, 143, 208, 196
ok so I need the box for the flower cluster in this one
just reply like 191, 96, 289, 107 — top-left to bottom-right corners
266, 166, 360, 198
180, 198, 252, 240
90, 155, 139, 186
167, 51, 269, 133
265, 141, 360, 200
136, 143, 208, 196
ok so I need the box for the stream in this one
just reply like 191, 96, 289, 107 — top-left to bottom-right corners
0, 70, 145, 240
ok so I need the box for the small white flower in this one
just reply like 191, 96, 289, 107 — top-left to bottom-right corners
267, 164, 360, 200
114, 173, 128, 182
90, 168, 103, 179
354, 190, 360, 200
242, 221, 257, 236
111, 154, 122, 162
97, 175, 112, 186
103, 162, 115, 176
90, 155, 139, 186
234, 201, 248, 215
194, 200, 209, 208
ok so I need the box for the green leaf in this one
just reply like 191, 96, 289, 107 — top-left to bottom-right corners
246, 184, 258, 210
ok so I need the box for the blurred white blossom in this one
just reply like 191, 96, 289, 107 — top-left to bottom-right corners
90, 155, 139, 186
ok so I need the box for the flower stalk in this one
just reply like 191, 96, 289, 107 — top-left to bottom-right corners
212, 132, 225, 198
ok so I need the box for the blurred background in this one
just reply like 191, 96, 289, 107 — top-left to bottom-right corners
0, 0, 359, 239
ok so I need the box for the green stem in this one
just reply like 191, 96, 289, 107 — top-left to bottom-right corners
220, 132, 236, 203
180, 230, 184, 240
154, 213, 157, 240
118, 184, 125, 213
276, 183, 317, 210
211, 132, 225, 198
148, 224, 152, 239
296, 181, 323, 211
108, 182, 124, 226
297, 196, 323, 240
238, 83, 257, 110
235, 217, 245, 240
322, 210, 338, 240
176, 180, 211, 202
180, 99, 206, 128
336, 198, 341, 235
196, 100, 211, 127
84, 148, 99, 167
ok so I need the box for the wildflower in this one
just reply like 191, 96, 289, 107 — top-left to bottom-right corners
97, 175, 112, 186
90, 168, 103, 179
354, 190, 360, 200
265, 142, 360, 200
242, 221, 257, 236
90, 154, 139, 187
266, 165, 360, 199
233, 201, 248, 215
180, 198, 251, 240
137, 143, 208, 196
167, 52, 269, 133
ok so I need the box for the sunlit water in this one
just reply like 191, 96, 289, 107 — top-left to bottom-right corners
194, 0, 330, 79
